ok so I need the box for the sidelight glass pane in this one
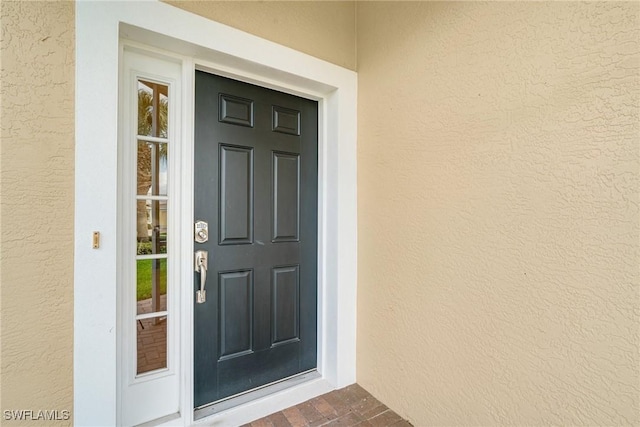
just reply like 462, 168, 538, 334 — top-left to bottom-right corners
134, 78, 171, 378
137, 141, 168, 196
136, 199, 168, 255
136, 258, 167, 315
137, 316, 168, 375
138, 80, 168, 138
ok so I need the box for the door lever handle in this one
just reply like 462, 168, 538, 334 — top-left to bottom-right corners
195, 250, 208, 303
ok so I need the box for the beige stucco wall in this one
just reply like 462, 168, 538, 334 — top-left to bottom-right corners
1, 1, 75, 424
164, 0, 357, 71
3, 1, 639, 425
357, 2, 639, 425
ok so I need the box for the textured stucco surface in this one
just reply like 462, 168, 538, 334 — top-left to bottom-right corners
3, 1, 639, 425
356, 2, 639, 425
164, 0, 357, 71
1, 1, 74, 424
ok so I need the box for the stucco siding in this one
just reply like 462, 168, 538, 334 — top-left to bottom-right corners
1, 1, 75, 424
356, 2, 639, 425
2, 1, 639, 425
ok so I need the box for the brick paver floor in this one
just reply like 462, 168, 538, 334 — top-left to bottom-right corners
243, 384, 412, 427
137, 295, 167, 374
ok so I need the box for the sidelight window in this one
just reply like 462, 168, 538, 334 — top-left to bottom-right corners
135, 79, 169, 375
118, 47, 182, 426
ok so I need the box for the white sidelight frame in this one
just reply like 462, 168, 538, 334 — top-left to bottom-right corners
119, 48, 183, 426
75, 1, 357, 426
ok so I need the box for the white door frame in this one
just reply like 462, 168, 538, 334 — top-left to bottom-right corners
75, 2, 357, 426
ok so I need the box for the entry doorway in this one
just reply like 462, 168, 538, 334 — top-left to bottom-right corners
193, 72, 319, 410
77, 4, 357, 425
120, 52, 322, 426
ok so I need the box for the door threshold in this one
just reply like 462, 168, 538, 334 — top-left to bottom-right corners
194, 370, 321, 421
136, 412, 181, 427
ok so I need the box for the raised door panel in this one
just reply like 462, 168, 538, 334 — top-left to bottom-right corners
272, 152, 300, 242
271, 265, 299, 346
219, 270, 254, 360
219, 94, 254, 127
219, 145, 253, 245
272, 106, 300, 136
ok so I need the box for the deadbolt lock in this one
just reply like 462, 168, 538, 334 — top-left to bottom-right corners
194, 220, 208, 243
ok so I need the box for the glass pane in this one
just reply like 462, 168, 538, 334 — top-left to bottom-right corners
138, 80, 168, 138
137, 141, 168, 196
136, 258, 167, 315
136, 199, 168, 255
137, 316, 167, 375
135, 79, 170, 377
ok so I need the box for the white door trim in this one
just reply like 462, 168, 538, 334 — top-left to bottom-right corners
75, 2, 357, 426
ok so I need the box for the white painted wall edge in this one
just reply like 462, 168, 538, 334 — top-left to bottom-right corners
75, 1, 357, 425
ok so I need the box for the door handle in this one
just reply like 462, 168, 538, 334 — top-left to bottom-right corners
195, 250, 208, 303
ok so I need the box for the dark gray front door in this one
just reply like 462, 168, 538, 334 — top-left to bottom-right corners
193, 71, 318, 408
